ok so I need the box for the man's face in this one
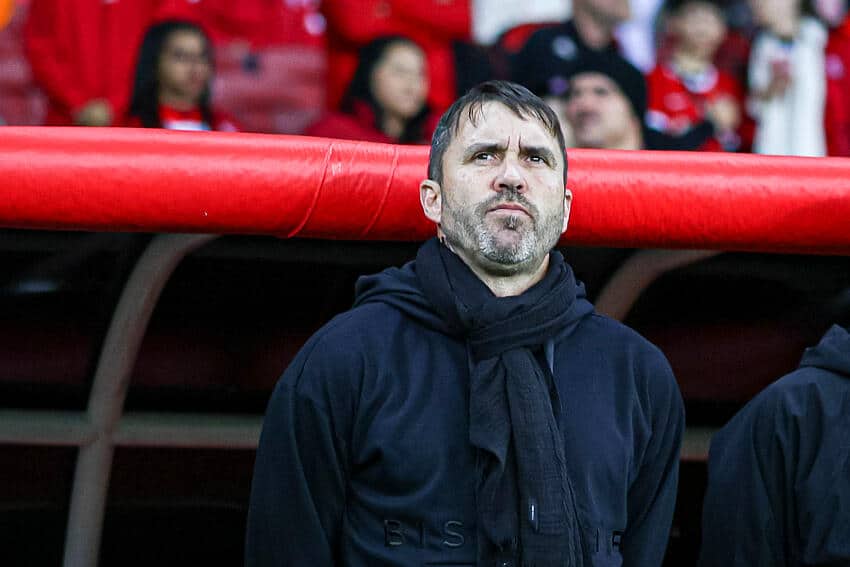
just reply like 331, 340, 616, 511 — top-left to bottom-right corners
422, 102, 569, 276
158, 30, 211, 104
564, 73, 636, 149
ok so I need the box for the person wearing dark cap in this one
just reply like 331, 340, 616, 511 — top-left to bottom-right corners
533, 51, 715, 150
699, 323, 850, 566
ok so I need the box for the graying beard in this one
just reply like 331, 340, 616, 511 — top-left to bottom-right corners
476, 217, 537, 265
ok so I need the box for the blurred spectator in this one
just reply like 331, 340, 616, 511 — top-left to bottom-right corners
559, 53, 716, 149
747, 0, 828, 155
698, 323, 850, 566
23, 0, 180, 126
821, 0, 850, 155
305, 36, 433, 143
646, 0, 744, 150
125, 20, 237, 131
321, 0, 470, 113
511, 0, 632, 89
528, 48, 715, 149
510, 0, 719, 148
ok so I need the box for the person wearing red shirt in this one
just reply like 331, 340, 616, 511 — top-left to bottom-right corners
321, 0, 470, 114
305, 36, 435, 144
646, 0, 743, 151
125, 20, 237, 132
822, 2, 850, 155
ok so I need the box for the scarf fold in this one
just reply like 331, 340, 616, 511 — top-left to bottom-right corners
415, 238, 587, 566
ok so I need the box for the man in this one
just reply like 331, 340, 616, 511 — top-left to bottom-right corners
699, 323, 850, 566
246, 80, 684, 566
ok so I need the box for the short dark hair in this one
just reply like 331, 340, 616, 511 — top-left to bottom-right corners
427, 80, 567, 185
341, 35, 430, 144
129, 20, 213, 129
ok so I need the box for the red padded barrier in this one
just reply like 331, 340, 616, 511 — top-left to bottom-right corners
0, 127, 848, 254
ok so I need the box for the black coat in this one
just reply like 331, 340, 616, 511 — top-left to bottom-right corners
699, 324, 850, 566
246, 257, 684, 566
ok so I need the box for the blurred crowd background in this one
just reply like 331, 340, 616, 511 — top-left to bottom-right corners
1, 0, 850, 157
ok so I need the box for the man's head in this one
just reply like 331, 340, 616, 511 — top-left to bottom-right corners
421, 81, 571, 278
343, 36, 429, 137
130, 20, 214, 127
564, 72, 644, 149
542, 53, 646, 149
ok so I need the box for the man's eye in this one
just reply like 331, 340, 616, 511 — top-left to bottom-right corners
528, 155, 548, 164
474, 152, 494, 161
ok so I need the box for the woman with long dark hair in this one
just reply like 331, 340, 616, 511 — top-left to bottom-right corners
126, 20, 237, 131
305, 35, 434, 143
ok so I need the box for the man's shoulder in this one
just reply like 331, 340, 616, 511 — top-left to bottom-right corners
578, 312, 671, 363
277, 303, 412, 395
746, 363, 850, 422
305, 302, 410, 356
569, 312, 681, 400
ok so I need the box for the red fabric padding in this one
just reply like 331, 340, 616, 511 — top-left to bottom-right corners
0, 127, 848, 254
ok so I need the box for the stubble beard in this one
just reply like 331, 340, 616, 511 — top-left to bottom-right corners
443, 193, 563, 273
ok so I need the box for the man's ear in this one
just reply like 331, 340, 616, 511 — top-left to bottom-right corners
420, 179, 443, 225
562, 188, 573, 234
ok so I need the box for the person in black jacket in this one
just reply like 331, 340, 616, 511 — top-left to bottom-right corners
699, 323, 850, 566
246, 80, 684, 566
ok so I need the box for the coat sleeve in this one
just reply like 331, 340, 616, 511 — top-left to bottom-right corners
697, 388, 789, 567
622, 356, 685, 566
245, 338, 352, 566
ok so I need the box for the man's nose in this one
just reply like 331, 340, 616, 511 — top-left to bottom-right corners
494, 155, 526, 193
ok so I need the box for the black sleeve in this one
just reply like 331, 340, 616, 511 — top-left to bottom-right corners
622, 356, 685, 566
697, 389, 790, 567
245, 343, 351, 566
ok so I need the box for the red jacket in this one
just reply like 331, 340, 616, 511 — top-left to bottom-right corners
23, 0, 178, 125
193, 0, 324, 48
825, 15, 850, 156
304, 101, 435, 144
646, 63, 744, 151
321, 0, 470, 113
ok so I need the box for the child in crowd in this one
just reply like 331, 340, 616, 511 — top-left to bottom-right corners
126, 20, 238, 132
646, 0, 744, 151
747, 0, 828, 155
305, 36, 434, 144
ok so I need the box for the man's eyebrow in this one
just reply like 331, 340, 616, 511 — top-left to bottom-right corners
462, 142, 507, 160
520, 144, 558, 164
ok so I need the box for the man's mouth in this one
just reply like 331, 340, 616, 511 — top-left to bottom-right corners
490, 203, 530, 216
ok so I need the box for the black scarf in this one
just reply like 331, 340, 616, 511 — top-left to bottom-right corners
414, 238, 586, 566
